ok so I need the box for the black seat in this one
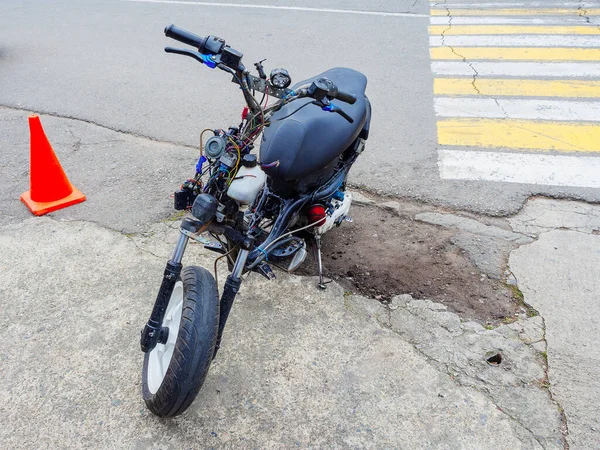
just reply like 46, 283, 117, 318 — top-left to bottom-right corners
260, 68, 369, 190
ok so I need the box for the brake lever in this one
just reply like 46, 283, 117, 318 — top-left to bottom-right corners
164, 47, 217, 69
322, 103, 354, 123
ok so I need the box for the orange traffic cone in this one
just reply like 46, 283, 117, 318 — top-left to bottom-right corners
20, 115, 86, 216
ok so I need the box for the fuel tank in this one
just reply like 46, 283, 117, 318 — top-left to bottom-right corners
260, 67, 369, 197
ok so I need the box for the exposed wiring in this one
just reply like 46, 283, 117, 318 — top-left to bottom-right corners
247, 213, 324, 272
270, 101, 315, 123
225, 136, 241, 183
242, 125, 263, 148
260, 160, 279, 169
232, 174, 257, 181
261, 216, 325, 255
199, 128, 214, 157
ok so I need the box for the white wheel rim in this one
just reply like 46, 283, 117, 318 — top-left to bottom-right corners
147, 280, 184, 394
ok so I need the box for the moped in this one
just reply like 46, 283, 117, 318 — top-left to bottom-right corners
140, 25, 371, 417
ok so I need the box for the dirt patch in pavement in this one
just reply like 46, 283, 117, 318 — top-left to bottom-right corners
297, 203, 520, 324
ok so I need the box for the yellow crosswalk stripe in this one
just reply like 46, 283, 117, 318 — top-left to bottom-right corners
428, 3, 600, 186
434, 78, 600, 98
430, 47, 600, 61
429, 25, 600, 35
437, 118, 600, 152
430, 8, 600, 16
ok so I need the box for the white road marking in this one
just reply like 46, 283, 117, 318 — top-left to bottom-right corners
429, 35, 600, 47
438, 149, 600, 188
431, 2, 588, 7
430, 16, 599, 25
121, 0, 429, 17
430, 2, 600, 188
434, 98, 600, 121
431, 61, 600, 78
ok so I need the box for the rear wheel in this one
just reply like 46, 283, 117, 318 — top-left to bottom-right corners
142, 266, 219, 417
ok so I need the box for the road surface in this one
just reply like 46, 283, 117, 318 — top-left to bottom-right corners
1, 0, 599, 216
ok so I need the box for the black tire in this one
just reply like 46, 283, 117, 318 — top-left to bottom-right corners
142, 265, 219, 417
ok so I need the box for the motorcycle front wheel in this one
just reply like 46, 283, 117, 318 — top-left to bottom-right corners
142, 266, 219, 417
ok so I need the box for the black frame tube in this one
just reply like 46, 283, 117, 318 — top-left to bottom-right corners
247, 163, 351, 268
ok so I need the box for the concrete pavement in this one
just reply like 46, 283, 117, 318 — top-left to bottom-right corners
510, 203, 600, 450
0, 214, 561, 449
1, 110, 599, 448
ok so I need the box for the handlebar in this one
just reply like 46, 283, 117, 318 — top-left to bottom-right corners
163, 25, 357, 122
322, 103, 354, 123
164, 47, 217, 68
332, 106, 354, 123
164, 25, 204, 48
164, 24, 225, 55
334, 90, 356, 105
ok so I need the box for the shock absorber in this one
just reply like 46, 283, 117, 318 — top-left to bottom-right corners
213, 249, 249, 358
140, 194, 218, 353
140, 232, 188, 352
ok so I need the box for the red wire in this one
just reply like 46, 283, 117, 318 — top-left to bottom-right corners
243, 126, 263, 147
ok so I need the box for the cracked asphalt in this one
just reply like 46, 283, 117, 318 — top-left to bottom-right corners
2, 0, 599, 213
1, 0, 600, 449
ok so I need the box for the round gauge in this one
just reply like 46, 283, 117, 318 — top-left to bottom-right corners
270, 68, 291, 89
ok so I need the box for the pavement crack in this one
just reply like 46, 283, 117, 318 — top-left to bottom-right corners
125, 234, 165, 260
66, 126, 82, 152
491, 97, 509, 119
494, 404, 549, 449
578, 0, 600, 31
436, 3, 509, 118
52, 216, 170, 260
382, 313, 455, 379
0, 104, 198, 150
375, 302, 392, 329
439, 2, 452, 46
378, 294, 567, 447
507, 259, 570, 449
537, 314, 571, 449
578, 1, 591, 24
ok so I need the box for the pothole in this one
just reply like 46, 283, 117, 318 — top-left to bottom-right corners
486, 352, 503, 366
296, 200, 520, 324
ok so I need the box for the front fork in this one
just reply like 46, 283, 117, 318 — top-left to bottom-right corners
140, 220, 249, 356
213, 249, 248, 357
140, 232, 189, 353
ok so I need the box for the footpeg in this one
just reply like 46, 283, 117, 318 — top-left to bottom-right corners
256, 262, 276, 280
287, 242, 307, 273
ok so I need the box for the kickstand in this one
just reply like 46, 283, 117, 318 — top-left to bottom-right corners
314, 233, 327, 289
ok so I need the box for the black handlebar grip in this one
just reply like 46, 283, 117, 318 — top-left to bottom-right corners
335, 90, 357, 105
164, 24, 206, 49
